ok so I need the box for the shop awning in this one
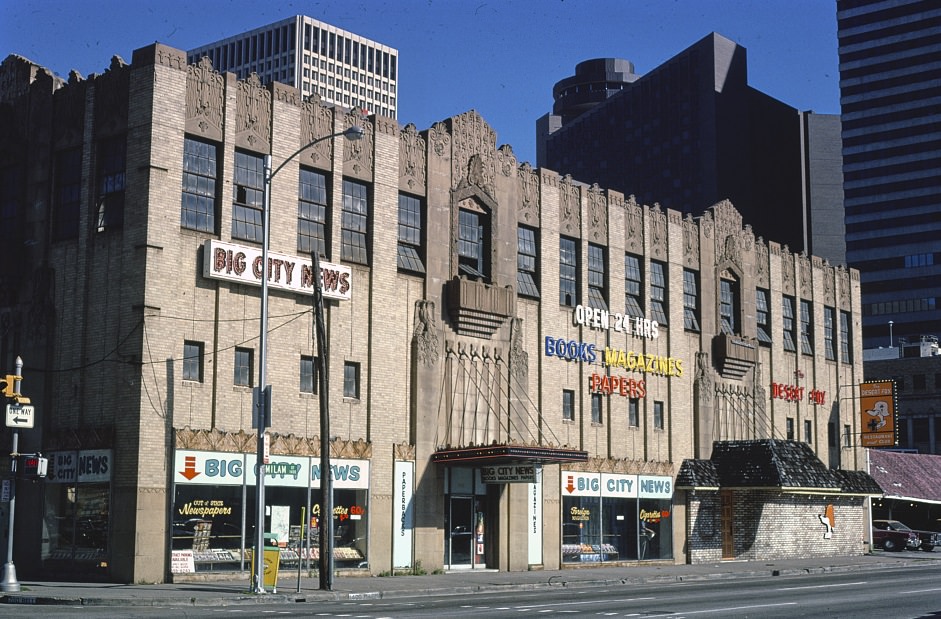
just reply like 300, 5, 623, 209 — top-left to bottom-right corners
869, 449, 941, 505
431, 444, 588, 465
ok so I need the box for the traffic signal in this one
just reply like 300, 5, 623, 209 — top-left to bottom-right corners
20, 455, 48, 478
0, 374, 19, 398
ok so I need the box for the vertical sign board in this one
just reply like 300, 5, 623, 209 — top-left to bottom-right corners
527, 468, 543, 565
859, 380, 897, 448
393, 460, 414, 568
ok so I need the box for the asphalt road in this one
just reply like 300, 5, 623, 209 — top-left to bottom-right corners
4, 562, 941, 618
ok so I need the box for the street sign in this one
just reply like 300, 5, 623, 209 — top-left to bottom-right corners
5, 403, 35, 429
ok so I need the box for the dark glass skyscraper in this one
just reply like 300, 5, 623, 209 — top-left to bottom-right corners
838, 0, 941, 348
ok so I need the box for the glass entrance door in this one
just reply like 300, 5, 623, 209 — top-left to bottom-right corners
445, 495, 474, 568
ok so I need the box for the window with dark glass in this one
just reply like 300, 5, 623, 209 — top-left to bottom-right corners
756, 289, 772, 345
654, 401, 665, 430
342, 179, 369, 264
181, 137, 218, 233
232, 150, 264, 242
458, 207, 489, 279
234, 347, 252, 387
587, 243, 607, 310
628, 398, 639, 427
397, 193, 425, 273
96, 136, 126, 232
824, 306, 836, 361
799, 300, 813, 355
786, 417, 795, 440
591, 393, 603, 424
839, 311, 852, 363
343, 361, 360, 399
300, 355, 317, 394
517, 225, 540, 298
804, 419, 813, 444
183, 341, 203, 382
563, 389, 575, 421
650, 261, 668, 325
0, 166, 23, 258
559, 236, 578, 306
843, 424, 851, 448
54, 149, 82, 241
298, 168, 328, 256
719, 277, 739, 335
625, 254, 644, 318
682, 270, 700, 331
782, 296, 797, 352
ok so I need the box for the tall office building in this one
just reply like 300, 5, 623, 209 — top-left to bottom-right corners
537, 33, 846, 267
837, 0, 941, 348
188, 15, 398, 118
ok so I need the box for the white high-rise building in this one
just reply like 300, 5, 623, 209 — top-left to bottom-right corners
188, 15, 398, 118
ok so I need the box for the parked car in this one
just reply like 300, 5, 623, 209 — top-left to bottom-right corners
871, 521, 919, 551
873, 519, 940, 552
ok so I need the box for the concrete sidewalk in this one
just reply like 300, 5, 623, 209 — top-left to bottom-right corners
1, 552, 937, 607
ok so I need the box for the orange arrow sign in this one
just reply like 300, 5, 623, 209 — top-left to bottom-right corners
180, 455, 200, 480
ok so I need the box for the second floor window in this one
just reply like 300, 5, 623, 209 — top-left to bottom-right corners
782, 296, 797, 352
840, 311, 852, 363
800, 300, 814, 355
517, 225, 540, 298
232, 150, 264, 242
96, 136, 126, 232
234, 347, 253, 387
628, 398, 639, 427
298, 168, 328, 256
559, 236, 578, 306
181, 137, 218, 233
591, 393, 603, 424
756, 289, 772, 345
650, 261, 668, 325
183, 341, 203, 382
654, 401, 665, 430
562, 389, 575, 421
587, 243, 607, 310
625, 254, 644, 318
683, 270, 700, 331
342, 179, 369, 264
343, 361, 360, 399
824, 306, 836, 361
397, 193, 425, 273
300, 355, 317, 394
719, 277, 739, 335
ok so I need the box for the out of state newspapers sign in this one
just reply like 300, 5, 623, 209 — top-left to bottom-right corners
203, 240, 352, 301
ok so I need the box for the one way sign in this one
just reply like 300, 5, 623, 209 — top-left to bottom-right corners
5, 403, 35, 429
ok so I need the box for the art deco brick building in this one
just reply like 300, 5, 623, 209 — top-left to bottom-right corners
0, 44, 873, 583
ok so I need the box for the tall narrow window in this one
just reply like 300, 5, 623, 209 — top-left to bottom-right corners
591, 393, 603, 424
653, 401, 665, 430
824, 306, 836, 361
628, 398, 639, 427
683, 270, 700, 331
839, 311, 852, 363
562, 389, 575, 421
719, 277, 739, 335
650, 261, 668, 325
799, 300, 814, 355
843, 424, 851, 448
234, 348, 253, 387
625, 254, 644, 318
298, 168, 328, 256
559, 236, 578, 306
782, 296, 797, 352
341, 179, 369, 264
232, 150, 264, 242
96, 136, 126, 232
181, 137, 218, 233
804, 419, 813, 444
587, 243, 607, 310
183, 341, 203, 382
517, 225, 540, 298
786, 417, 795, 440
54, 149, 82, 241
343, 361, 360, 399
756, 289, 772, 345
300, 355, 317, 394
397, 193, 425, 273
458, 207, 489, 279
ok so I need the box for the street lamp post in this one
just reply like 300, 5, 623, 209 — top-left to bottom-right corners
253, 124, 363, 594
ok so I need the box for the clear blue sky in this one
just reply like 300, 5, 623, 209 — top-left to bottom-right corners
1, 0, 839, 165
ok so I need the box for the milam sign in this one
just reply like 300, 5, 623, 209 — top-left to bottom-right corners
202, 240, 352, 301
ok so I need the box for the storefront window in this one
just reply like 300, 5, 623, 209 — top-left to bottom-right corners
639, 498, 673, 560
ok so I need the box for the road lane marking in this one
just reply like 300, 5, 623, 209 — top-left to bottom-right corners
514, 597, 655, 610
776, 581, 866, 591
661, 602, 797, 616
